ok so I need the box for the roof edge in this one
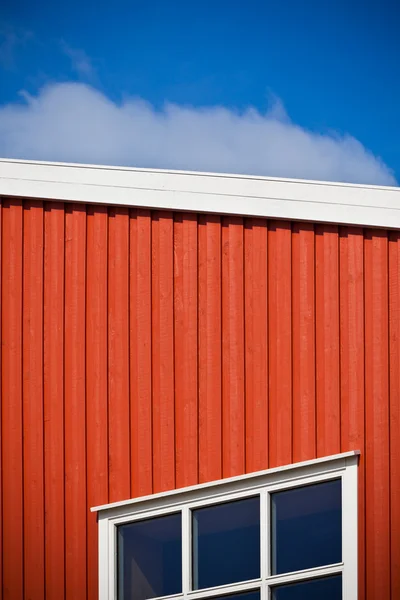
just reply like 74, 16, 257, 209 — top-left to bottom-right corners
1, 158, 400, 228
91, 450, 359, 514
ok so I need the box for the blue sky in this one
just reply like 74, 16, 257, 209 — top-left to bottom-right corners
0, 0, 399, 185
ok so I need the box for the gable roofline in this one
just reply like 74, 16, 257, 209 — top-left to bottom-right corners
0, 157, 399, 229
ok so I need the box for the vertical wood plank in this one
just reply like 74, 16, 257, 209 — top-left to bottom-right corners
2, 192, 400, 600
23, 201, 45, 600
389, 231, 400, 600
152, 212, 175, 493
108, 208, 130, 502
174, 214, 198, 488
44, 203, 65, 600
222, 217, 245, 478
315, 225, 340, 456
244, 218, 268, 473
198, 216, 222, 483
86, 206, 109, 600
339, 227, 365, 600
64, 206, 87, 599
292, 223, 316, 463
1, 199, 24, 599
130, 209, 153, 497
268, 221, 292, 467
364, 230, 390, 599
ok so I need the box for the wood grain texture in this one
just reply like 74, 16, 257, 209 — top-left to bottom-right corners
44, 203, 65, 600
389, 232, 400, 600
86, 206, 109, 600
130, 209, 153, 497
0, 204, 398, 599
364, 230, 390, 599
222, 217, 245, 477
174, 213, 198, 488
64, 206, 87, 599
339, 228, 365, 451
268, 221, 292, 467
23, 201, 45, 600
198, 215, 222, 483
108, 208, 130, 503
1, 199, 24, 600
152, 212, 175, 492
339, 227, 365, 600
244, 218, 268, 472
292, 223, 316, 463
315, 225, 340, 457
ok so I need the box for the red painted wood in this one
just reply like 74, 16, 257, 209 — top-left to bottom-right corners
268, 221, 292, 467
64, 206, 87, 599
389, 232, 400, 600
364, 231, 390, 599
198, 215, 222, 483
44, 203, 65, 600
2, 199, 24, 600
23, 201, 45, 600
152, 212, 175, 493
244, 218, 268, 473
130, 209, 153, 497
339, 227, 365, 600
86, 206, 109, 600
108, 208, 131, 503
315, 225, 340, 457
292, 223, 316, 463
0, 201, 399, 599
222, 217, 245, 478
174, 213, 198, 488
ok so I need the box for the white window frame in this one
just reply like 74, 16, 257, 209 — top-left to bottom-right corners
91, 451, 359, 600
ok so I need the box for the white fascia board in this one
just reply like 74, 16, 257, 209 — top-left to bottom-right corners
91, 450, 359, 515
0, 158, 399, 229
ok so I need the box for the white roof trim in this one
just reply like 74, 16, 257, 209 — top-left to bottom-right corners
0, 158, 399, 228
91, 450, 359, 514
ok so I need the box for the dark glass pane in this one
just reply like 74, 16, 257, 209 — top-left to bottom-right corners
192, 496, 260, 589
117, 513, 181, 600
272, 575, 342, 599
271, 479, 341, 574
211, 590, 260, 600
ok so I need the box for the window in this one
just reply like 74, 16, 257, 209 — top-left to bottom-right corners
93, 452, 358, 600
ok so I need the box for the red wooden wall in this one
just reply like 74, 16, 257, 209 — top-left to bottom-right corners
0, 198, 399, 600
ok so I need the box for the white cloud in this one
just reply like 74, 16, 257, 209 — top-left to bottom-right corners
0, 25, 34, 70
60, 42, 95, 79
0, 82, 396, 185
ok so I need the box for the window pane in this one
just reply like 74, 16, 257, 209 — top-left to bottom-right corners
271, 575, 342, 599
118, 513, 182, 600
192, 496, 260, 589
271, 479, 341, 574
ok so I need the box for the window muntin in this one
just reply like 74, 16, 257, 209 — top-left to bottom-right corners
210, 592, 260, 600
271, 574, 342, 599
95, 452, 358, 600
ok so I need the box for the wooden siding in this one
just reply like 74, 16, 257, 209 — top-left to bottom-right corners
0, 198, 399, 600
